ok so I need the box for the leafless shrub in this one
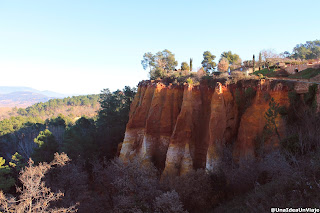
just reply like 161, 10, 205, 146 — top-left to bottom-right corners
92, 157, 162, 212
259, 150, 293, 180
44, 159, 90, 212
153, 190, 187, 213
197, 68, 206, 79
284, 110, 320, 155
163, 169, 214, 212
0, 152, 77, 213
51, 152, 70, 166
230, 71, 248, 84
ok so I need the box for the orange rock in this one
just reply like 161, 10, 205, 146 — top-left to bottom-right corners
119, 79, 318, 176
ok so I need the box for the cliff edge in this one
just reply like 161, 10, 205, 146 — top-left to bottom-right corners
119, 79, 320, 176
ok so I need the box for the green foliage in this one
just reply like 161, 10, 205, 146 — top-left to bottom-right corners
235, 88, 242, 106
235, 87, 256, 114
16, 94, 99, 118
186, 78, 193, 85
0, 157, 15, 192
141, 50, 178, 79
201, 51, 216, 72
46, 114, 69, 127
220, 51, 240, 65
304, 84, 318, 109
278, 106, 287, 116
96, 86, 136, 159
288, 68, 320, 79
190, 58, 193, 72
32, 129, 59, 163
0, 152, 24, 193
9, 152, 25, 170
253, 68, 276, 77
0, 116, 43, 136
264, 98, 281, 140
181, 62, 190, 71
62, 117, 97, 161
141, 52, 155, 71
292, 40, 320, 59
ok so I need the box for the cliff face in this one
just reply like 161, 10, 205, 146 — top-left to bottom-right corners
119, 79, 319, 176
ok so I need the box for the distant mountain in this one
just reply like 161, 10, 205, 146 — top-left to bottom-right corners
0, 86, 39, 94
39, 90, 66, 98
0, 86, 66, 98
0, 91, 51, 107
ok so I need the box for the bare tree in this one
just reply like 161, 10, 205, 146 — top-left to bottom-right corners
0, 153, 77, 213
153, 190, 187, 213
260, 49, 279, 61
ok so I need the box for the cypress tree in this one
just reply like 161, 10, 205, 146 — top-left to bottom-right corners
253, 54, 255, 72
190, 58, 193, 72
259, 52, 262, 70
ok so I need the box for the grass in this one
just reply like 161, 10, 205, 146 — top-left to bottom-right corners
288, 68, 320, 79
253, 68, 277, 77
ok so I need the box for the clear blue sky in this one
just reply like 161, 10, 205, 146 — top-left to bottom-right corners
0, 0, 319, 94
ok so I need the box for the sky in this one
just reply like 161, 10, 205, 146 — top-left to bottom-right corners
0, 0, 319, 95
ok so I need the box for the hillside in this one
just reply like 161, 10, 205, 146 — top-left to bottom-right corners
288, 68, 320, 79
0, 91, 50, 107
0, 86, 69, 108
0, 94, 100, 121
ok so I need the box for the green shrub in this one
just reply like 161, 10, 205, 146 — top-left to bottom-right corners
186, 78, 193, 85
253, 68, 276, 77
278, 106, 287, 116
304, 84, 318, 109
235, 88, 242, 107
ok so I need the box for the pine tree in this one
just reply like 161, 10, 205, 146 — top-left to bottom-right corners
0, 157, 15, 192
32, 129, 59, 163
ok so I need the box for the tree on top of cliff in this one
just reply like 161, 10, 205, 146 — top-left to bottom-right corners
220, 51, 241, 65
292, 40, 320, 60
181, 62, 190, 71
218, 57, 229, 72
260, 49, 279, 62
141, 49, 178, 79
201, 51, 216, 73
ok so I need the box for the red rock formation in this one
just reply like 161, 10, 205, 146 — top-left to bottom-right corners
119, 79, 318, 176
234, 80, 289, 159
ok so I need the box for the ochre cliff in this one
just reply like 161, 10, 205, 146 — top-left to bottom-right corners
119, 79, 320, 176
